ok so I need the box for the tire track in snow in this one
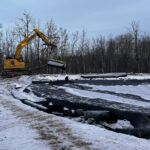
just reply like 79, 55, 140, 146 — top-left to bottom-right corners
0, 97, 93, 150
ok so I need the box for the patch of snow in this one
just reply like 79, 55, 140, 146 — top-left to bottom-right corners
14, 83, 22, 89
12, 89, 45, 102
35, 74, 82, 81
104, 120, 134, 129
125, 73, 150, 80
59, 86, 150, 107
80, 73, 150, 80
81, 84, 150, 101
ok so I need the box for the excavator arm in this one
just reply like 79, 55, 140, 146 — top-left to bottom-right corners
33, 29, 57, 48
15, 29, 56, 61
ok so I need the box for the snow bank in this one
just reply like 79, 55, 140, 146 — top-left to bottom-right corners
34, 74, 82, 81
11, 89, 45, 102
125, 73, 150, 80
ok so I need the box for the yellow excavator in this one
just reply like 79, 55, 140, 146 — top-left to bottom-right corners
2, 29, 65, 77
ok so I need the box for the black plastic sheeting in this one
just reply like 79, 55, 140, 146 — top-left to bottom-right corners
32, 79, 150, 86
27, 79, 150, 139
35, 98, 150, 139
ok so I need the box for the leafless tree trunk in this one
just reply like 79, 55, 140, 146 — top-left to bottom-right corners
15, 11, 33, 63
130, 21, 140, 72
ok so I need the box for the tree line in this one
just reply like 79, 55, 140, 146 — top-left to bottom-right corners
0, 12, 150, 74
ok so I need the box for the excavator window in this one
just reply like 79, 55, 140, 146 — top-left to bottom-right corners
10, 60, 15, 66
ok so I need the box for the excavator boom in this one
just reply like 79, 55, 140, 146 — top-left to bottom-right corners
15, 29, 56, 61
15, 33, 37, 61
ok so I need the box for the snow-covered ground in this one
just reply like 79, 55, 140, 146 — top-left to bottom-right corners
82, 73, 150, 80
0, 74, 150, 150
33, 73, 150, 81
59, 86, 150, 107
80, 84, 150, 100
0, 103, 50, 150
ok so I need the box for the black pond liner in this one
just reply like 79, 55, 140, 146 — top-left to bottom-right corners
35, 97, 150, 139
32, 79, 150, 86
31, 79, 150, 139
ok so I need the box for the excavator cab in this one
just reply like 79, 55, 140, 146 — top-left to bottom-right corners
4, 59, 25, 70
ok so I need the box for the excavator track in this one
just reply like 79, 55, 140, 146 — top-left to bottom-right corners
1, 69, 31, 78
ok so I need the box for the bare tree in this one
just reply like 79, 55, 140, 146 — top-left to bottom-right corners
4, 30, 16, 58
0, 24, 3, 52
71, 31, 79, 55
15, 11, 33, 63
58, 28, 69, 59
45, 19, 59, 60
68, 31, 79, 73
129, 21, 140, 72
0, 24, 3, 71
78, 29, 88, 73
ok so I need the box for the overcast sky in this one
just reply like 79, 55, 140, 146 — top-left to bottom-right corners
0, 0, 149, 38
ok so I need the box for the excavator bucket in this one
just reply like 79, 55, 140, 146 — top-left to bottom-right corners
48, 59, 66, 69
